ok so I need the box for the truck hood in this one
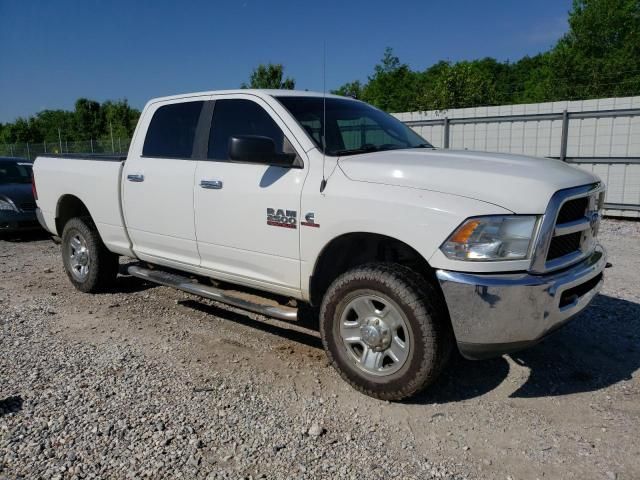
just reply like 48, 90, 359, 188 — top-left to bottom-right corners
338, 149, 600, 213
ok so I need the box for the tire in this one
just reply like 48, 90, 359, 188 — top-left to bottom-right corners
319, 263, 453, 401
61, 216, 118, 293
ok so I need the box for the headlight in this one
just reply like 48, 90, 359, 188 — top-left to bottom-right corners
0, 199, 16, 211
441, 215, 538, 261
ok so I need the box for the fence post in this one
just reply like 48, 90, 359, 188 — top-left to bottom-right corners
58, 128, 63, 153
560, 109, 569, 161
44, 140, 47, 153
65, 140, 68, 152
90, 138, 94, 153
443, 117, 450, 149
26, 142, 30, 160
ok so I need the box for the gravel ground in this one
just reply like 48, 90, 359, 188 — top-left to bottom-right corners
1, 219, 639, 479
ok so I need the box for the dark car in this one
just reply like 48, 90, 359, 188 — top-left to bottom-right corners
0, 157, 41, 234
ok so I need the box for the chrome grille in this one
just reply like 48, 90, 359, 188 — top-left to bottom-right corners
556, 197, 589, 224
530, 183, 605, 273
547, 232, 582, 260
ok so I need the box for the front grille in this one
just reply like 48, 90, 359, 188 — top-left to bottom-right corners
532, 183, 604, 273
547, 232, 582, 261
556, 197, 589, 224
559, 273, 603, 308
19, 202, 36, 212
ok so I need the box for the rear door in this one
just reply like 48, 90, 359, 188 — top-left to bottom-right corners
123, 98, 208, 266
193, 95, 307, 294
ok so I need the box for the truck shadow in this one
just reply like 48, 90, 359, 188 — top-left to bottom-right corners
170, 291, 639, 404
508, 294, 639, 398
179, 299, 323, 350
409, 293, 640, 403
0, 230, 50, 242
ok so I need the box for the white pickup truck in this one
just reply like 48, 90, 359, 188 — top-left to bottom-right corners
33, 90, 606, 400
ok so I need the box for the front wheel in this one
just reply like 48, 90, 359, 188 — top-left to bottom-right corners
319, 263, 452, 401
61, 217, 118, 293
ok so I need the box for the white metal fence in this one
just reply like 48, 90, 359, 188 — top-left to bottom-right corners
395, 96, 640, 217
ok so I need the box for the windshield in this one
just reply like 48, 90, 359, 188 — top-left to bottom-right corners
276, 96, 433, 156
0, 162, 32, 184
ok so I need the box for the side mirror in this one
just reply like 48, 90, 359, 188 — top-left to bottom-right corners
228, 135, 296, 166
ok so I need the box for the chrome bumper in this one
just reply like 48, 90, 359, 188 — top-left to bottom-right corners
436, 246, 606, 360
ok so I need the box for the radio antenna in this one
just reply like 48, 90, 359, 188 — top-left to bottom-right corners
320, 41, 328, 193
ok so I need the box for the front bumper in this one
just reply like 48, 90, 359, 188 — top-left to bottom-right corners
0, 210, 40, 232
436, 246, 606, 360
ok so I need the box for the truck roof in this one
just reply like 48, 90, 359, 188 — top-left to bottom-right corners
146, 89, 349, 105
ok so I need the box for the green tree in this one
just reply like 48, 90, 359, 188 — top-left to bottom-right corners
242, 63, 295, 89
4, 118, 34, 143
1, 99, 141, 146
511, 53, 555, 103
31, 109, 76, 143
548, 0, 640, 99
360, 48, 422, 112
102, 100, 140, 141
421, 61, 499, 110
332, 80, 363, 98
74, 98, 104, 140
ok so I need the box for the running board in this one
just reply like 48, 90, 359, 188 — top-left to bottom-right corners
126, 265, 298, 322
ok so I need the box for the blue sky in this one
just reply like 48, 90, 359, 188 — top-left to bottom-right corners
0, 0, 572, 123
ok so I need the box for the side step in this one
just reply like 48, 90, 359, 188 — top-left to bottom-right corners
126, 265, 298, 322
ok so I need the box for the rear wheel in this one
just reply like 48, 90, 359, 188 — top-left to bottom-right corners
319, 263, 452, 401
61, 217, 118, 293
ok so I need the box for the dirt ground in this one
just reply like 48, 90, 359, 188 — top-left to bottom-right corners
1, 219, 639, 479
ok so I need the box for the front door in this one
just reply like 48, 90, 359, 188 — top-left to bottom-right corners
194, 96, 307, 293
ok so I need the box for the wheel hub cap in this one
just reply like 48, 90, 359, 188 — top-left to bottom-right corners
360, 317, 391, 351
77, 251, 89, 266
68, 232, 90, 281
339, 294, 411, 377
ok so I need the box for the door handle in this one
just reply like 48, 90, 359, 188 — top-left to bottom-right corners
200, 179, 223, 190
127, 174, 144, 182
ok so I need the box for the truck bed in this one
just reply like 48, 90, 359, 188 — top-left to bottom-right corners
33, 154, 134, 257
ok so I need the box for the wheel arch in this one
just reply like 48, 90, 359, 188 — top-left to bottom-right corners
308, 232, 441, 307
55, 194, 92, 236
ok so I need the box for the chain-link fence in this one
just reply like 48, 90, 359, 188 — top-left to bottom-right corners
0, 138, 131, 160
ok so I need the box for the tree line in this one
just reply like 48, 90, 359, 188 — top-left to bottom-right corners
243, 0, 640, 112
0, 98, 139, 146
2, 0, 638, 145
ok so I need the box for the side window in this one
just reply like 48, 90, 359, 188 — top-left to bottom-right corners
208, 99, 287, 161
143, 101, 204, 158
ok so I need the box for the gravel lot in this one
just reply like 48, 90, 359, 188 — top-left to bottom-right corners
1, 219, 639, 479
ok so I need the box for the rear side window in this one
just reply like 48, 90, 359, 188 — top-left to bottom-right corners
0, 162, 32, 184
143, 101, 204, 158
208, 99, 286, 161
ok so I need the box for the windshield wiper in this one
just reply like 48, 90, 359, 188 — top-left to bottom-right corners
407, 143, 435, 149
332, 144, 407, 156
332, 144, 381, 156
